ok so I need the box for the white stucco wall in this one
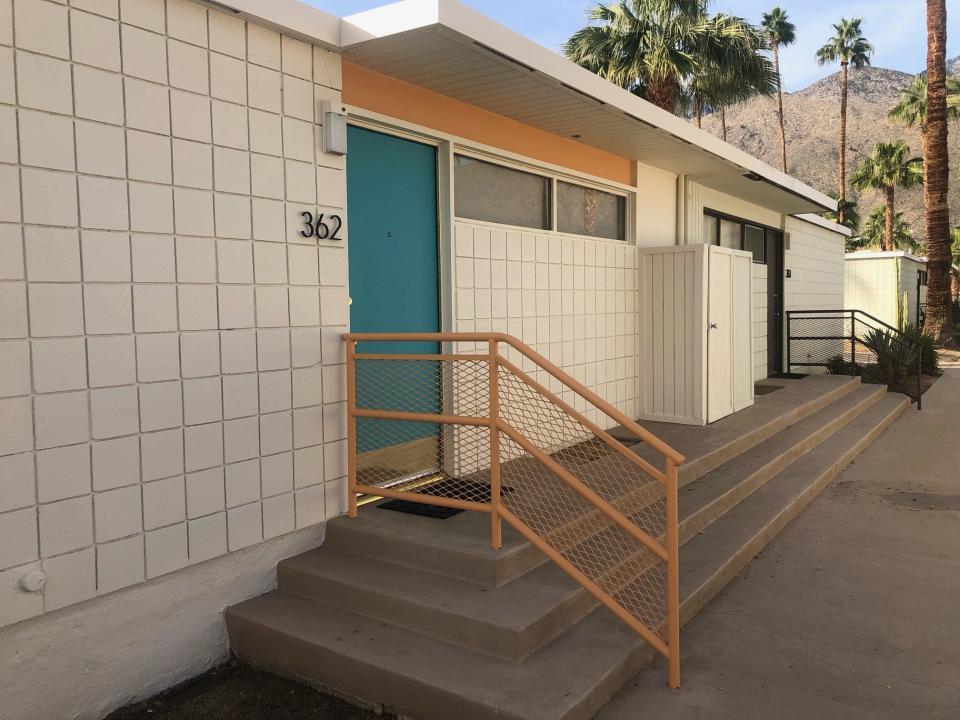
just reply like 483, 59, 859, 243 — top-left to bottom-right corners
845, 253, 926, 330
634, 161, 677, 247
0, 525, 323, 720
784, 216, 846, 314
845, 256, 899, 328
0, 0, 347, 712
784, 216, 846, 373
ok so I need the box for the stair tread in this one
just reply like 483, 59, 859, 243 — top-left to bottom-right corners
227, 393, 908, 720
621, 375, 861, 481
283, 547, 577, 630
276, 383, 888, 660
228, 592, 645, 720
680, 393, 908, 605
678, 383, 885, 529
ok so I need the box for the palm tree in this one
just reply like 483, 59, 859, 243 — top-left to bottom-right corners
761, 7, 797, 172
888, 74, 960, 156
859, 206, 919, 253
950, 226, 960, 303
816, 18, 873, 225
564, 1, 775, 117
850, 141, 923, 251
684, 31, 777, 139
921, 0, 952, 340
823, 190, 861, 235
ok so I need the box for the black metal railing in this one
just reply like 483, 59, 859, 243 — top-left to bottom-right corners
786, 309, 923, 410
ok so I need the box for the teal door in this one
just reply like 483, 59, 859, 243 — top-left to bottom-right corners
347, 126, 441, 461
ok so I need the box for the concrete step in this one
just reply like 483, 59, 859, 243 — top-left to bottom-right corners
619, 374, 862, 485
261, 385, 895, 662
228, 593, 647, 720
678, 382, 887, 542
278, 546, 592, 662
323, 502, 544, 587
323, 378, 875, 592
679, 393, 909, 624
226, 394, 907, 720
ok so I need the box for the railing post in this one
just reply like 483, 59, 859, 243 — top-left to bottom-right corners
345, 338, 358, 519
785, 312, 791, 374
665, 457, 681, 689
489, 338, 502, 550
850, 313, 857, 377
917, 350, 923, 411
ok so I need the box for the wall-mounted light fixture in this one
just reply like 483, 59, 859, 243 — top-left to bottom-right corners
322, 101, 347, 156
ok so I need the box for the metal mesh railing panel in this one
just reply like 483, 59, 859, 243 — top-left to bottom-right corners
346, 334, 678, 672
787, 311, 921, 401
496, 362, 668, 639
353, 357, 492, 499
786, 314, 851, 367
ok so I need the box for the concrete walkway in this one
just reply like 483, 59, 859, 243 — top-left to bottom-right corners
599, 371, 960, 720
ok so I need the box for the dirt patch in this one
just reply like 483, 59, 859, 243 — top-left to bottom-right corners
104, 661, 396, 720
881, 491, 960, 512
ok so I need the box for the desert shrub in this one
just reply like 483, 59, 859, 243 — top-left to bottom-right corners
902, 323, 942, 376
861, 328, 918, 385
825, 354, 854, 376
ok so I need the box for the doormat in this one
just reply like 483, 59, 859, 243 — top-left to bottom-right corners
378, 479, 512, 519
768, 372, 808, 379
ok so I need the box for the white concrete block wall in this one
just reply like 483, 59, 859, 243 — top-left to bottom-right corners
0, 0, 347, 629
752, 263, 767, 380
453, 221, 640, 425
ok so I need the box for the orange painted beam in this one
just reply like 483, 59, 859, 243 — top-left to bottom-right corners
342, 61, 633, 186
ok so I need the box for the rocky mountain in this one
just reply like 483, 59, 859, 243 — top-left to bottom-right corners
700, 59, 960, 241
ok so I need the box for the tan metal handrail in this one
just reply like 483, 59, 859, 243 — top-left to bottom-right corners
343, 332, 685, 688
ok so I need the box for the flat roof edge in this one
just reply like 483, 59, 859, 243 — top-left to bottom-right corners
793, 213, 853, 237
341, 0, 836, 213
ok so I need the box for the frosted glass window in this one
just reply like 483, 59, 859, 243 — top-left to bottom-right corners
557, 181, 626, 240
744, 225, 766, 263
719, 219, 741, 250
454, 155, 551, 230
703, 214, 718, 244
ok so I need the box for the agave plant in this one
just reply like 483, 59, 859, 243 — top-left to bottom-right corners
859, 327, 918, 385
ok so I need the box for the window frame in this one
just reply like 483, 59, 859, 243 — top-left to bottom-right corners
703, 208, 781, 264
453, 148, 633, 242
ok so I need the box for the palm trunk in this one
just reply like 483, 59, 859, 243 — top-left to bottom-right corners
721, 106, 727, 141
923, 0, 952, 339
696, 108, 702, 129
838, 61, 849, 225
646, 77, 676, 115
774, 42, 787, 172
884, 185, 895, 252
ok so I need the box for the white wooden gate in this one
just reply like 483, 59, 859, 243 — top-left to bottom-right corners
707, 246, 754, 422
639, 245, 754, 426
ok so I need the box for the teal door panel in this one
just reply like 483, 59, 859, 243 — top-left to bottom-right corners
346, 126, 441, 457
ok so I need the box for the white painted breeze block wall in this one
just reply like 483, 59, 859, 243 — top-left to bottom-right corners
0, 0, 348, 629
453, 221, 640, 424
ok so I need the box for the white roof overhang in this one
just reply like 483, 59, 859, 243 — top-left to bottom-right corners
339, 0, 836, 215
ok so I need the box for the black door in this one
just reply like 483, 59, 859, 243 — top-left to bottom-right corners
766, 232, 784, 374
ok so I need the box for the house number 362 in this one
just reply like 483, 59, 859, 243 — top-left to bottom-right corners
300, 211, 343, 240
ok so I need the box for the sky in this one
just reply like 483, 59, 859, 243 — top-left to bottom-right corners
304, 0, 960, 92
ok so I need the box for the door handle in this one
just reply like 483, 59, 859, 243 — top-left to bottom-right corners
709, 322, 719, 329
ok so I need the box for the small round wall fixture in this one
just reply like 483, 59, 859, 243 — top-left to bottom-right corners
19, 570, 46, 593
